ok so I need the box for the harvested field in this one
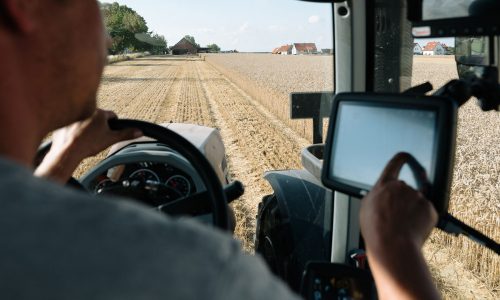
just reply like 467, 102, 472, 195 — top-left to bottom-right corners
76, 55, 498, 299
205, 53, 334, 141
76, 56, 310, 252
412, 57, 499, 298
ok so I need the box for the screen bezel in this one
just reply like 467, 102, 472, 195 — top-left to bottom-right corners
321, 93, 457, 214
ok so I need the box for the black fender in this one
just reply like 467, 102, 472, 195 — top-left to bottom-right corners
255, 169, 332, 292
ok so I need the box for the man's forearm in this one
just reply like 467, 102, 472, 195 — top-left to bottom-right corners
34, 142, 81, 183
367, 238, 440, 300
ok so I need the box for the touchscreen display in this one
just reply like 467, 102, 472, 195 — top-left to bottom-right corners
330, 102, 437, 190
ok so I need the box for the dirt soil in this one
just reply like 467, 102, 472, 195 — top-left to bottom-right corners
75, 55, 497, 299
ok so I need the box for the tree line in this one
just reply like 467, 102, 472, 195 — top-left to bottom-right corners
101, 2, 220, 54
183, 35, 221, 53
101, 2, 167, 54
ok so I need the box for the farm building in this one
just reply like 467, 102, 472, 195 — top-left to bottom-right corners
272, 45, 292, 55
198, 47, 210, 53
292, 43, 318, 55
272, 43, 318, 55
171, 37, 199, 55
413, 43, 423, 55
422, 41, 445, 55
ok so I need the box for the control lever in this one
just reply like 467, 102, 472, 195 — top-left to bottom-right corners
349, 250, 367, 269
402, 154, 499, 255
402, 82, 433, 96
222, 180, 245, 203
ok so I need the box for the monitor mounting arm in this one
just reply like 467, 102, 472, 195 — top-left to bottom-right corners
433, 66, 500, 111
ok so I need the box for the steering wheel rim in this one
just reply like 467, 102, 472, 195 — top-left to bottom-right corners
109, 119, 229, 229
36, 119, 230, 230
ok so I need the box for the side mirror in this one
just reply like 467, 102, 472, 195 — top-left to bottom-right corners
455, 37, 489, 66
455, 36, 490, 79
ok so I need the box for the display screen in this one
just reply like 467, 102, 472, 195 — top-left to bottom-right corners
329, 102, 437, 190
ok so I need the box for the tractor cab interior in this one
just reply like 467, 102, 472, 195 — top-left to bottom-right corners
33, 0, 500, 299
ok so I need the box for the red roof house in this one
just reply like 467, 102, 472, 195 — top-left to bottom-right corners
292, 43, 318, 55
272, 44, 292, 55
422, 41, 445, 55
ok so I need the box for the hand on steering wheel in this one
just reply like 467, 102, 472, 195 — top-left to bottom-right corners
36, 117, 233, 230
34, 110, 141, 183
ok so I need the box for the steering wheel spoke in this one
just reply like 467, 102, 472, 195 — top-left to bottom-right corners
158, 191, 212, 216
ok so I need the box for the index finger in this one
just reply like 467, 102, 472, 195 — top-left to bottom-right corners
376, 152, 411, 185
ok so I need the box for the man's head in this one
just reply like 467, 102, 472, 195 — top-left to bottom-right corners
0, 0, 108, 132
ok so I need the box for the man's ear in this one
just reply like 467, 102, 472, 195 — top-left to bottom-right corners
0, 0, 39, 33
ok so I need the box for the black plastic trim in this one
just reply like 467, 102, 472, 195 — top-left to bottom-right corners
412, 17, 500, 38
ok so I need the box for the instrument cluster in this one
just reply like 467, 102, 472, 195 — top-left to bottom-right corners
90, 162, 195, 200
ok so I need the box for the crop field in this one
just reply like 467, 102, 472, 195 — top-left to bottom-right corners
77, 54, 498, 299
206, 54, 334, 141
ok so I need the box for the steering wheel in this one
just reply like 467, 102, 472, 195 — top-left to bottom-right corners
36, 119, 230, 230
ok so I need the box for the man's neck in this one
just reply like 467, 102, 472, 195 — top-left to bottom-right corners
0, 66, 45, 168
0, 105, 44, 168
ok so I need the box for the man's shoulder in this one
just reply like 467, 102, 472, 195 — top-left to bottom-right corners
0, 157, 300, 300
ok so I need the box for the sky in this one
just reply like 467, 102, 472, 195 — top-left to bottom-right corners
107, 0, 456, 52
109, 0, 334, 52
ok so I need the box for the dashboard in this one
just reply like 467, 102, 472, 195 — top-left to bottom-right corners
80, 142, 204, 208
87, 161, 197, 207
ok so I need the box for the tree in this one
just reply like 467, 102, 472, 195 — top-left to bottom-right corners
184, 35, 200, 48
100, 2, 150, 54
147, 33, 168, 54
134, 32, 166, 53
207, 43, 221, 53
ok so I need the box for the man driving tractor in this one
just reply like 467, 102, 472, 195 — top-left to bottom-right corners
0, 0, 440, 299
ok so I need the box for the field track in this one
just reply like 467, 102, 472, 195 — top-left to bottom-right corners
78, 56, 309, 251
75, 55, 498, 299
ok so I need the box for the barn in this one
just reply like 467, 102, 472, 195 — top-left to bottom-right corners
272, 45, 292, 55
292, 43, 318, 55
171, 37, 199, 55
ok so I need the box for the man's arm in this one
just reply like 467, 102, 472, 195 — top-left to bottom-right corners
360, 153, 440, 300
35, 109, 141, 183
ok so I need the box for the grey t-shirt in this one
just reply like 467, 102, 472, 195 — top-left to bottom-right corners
0, 157, 300, 300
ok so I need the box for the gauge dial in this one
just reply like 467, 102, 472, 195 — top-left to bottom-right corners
129, 169, 160, 183
165, 175, 191, 197
94, 179, 113, 194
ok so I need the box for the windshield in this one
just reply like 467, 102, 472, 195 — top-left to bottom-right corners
77, 0, 334, 250
67, 2, 499, 297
